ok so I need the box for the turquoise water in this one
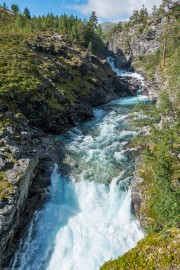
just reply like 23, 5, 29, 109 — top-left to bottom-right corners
11, 62, 148, 270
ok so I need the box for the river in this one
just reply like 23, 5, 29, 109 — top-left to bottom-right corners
11, 59, 148, 270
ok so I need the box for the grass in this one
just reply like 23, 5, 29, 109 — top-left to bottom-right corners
100, 228, 180, 270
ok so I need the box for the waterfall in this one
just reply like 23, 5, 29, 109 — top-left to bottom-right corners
11, 58, 145, 270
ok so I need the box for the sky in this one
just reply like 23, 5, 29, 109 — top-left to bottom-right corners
1, 0, 162, 22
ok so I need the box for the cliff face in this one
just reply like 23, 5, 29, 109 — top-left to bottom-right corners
108, 17, 167, 67
0, 112, 63, 267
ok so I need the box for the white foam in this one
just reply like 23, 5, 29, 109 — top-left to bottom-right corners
47, 174, 143, 270
120, 130, 137, 139
114, 151, 128, 163
107, 57, 145, 86
11, 58, 146, 270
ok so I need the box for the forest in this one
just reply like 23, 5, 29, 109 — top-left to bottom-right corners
0, 2, 105, 57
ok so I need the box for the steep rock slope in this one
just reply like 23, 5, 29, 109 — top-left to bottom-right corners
0, 33, 130, 133
107, 8, 179, 100
108, 16, 165, 67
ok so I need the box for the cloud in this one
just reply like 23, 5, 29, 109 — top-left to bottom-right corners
70, 0, 162, 21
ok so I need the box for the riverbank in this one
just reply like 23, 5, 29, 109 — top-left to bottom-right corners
101, 2, 180, 269
10, 93, 146, 270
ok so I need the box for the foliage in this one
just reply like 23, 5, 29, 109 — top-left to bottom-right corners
124, 37, 131, 49
0, 6, 105, 57
89, 11, 98, 29
100, 228, 180, 270
23, 7, 31, 19
141, 50, 161, 78
11, 4, 19, 14
101, 2, 180, 269
131, 87, 180, 231
130, 5, 148, 25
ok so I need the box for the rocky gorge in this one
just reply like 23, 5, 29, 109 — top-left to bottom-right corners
0, 2, 180, 269
107, 13, 177, 101
0, 30, 139, 267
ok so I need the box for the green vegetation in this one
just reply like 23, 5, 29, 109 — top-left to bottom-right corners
128, 0, 180, 240
131, 68, 180, 231
100, 228, 180, 270
10, 4, 19, 14
0, 5, 115, 202
0, 4, 105, 57
129, 5, 148, 25
0, 22, 103, 115
0, 176, 15, 201
101, 1, 180, 269
105, 22, 123, 40
133, 116, 180, 231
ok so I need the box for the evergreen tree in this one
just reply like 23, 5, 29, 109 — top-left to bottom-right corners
11, 4, 19, 14
3, 2, 7, 9
152, 5, 158, 16
89, 11, 98, 29
130, 10, 139, 23
97, 24, 103, 37
139, 5, 148, 23
23, 7, 31, 19
162, 0, 176, 10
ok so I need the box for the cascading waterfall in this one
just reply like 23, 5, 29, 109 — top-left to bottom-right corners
107, 57, 145, 85
11, 58, 148, 270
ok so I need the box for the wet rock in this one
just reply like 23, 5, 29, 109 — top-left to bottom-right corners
131, 158, 149, 229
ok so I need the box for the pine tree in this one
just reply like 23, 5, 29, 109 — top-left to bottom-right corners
23, 7, 31, 19
11, 4, 19, 14
162, 0, 176, 10
89, 11, 98, 29
130, 10, 139, 23
139, 5, 148, 23
3, 2, 7, 9
152, 5, 158, 16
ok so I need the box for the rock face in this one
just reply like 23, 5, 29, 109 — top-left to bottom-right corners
0, 33, 135, 135
131, 158, 149, 229
107, 16, 175, 101
108, 17, 168, 68
0, 112, 63, 267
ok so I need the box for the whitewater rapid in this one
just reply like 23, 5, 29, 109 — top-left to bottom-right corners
11, 59, 148, 270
